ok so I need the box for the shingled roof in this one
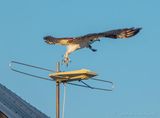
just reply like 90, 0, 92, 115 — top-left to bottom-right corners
0, 83, 50, 118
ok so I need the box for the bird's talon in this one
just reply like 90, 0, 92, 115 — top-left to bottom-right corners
92, 49, 97, 52
62, 57, 71, 66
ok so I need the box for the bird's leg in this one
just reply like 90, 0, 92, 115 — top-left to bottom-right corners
88, 44, 97, 52
62, 52, 71, 66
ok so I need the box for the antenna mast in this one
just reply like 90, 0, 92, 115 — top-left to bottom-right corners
56, 62, 60, 118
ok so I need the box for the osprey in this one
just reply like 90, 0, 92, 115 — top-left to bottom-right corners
44, 27, 142, 65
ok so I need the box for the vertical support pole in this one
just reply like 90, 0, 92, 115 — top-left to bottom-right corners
56, 62, 60, 118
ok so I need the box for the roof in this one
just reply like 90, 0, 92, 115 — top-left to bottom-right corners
0, 83, 49, 118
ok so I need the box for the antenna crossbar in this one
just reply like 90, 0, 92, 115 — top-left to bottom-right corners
9, 61, 55, 81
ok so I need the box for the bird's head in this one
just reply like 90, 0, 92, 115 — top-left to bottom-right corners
43, 36, 56, 44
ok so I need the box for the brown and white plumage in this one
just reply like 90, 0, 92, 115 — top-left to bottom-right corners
44, 27, 142, 65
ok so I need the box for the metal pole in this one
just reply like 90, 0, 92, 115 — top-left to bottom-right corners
56, 62, 60, 118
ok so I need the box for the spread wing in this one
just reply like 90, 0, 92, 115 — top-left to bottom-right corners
44, 27, 142, 45
75, 27, 142, 41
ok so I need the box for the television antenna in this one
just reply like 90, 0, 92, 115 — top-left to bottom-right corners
9, 61, 114, 118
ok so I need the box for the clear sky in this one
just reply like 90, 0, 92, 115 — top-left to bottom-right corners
1, 0, 160, 118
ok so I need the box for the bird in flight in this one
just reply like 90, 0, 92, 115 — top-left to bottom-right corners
44, 27, 142, 65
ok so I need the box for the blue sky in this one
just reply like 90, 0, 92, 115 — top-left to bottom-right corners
1, 0, 160, 118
